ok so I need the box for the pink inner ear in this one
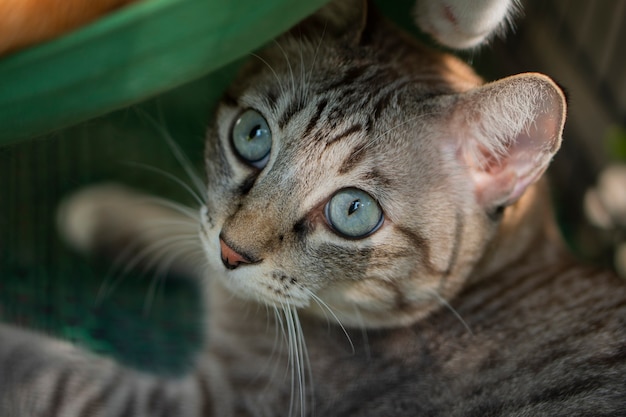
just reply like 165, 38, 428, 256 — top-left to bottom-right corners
453, 74, 566, 209
473, 167, 519, 208
471, 124, 558, 208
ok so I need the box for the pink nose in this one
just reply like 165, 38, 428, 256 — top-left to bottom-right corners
219, 238, 251, 269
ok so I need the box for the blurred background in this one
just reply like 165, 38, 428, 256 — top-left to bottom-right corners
0, 0, 624, 375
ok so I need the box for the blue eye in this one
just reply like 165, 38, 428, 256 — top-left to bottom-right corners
232, 109, 272, 168
325, 188, 383, 239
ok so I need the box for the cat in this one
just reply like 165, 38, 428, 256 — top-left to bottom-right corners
0, 0, 137, 55
2, 0, 626, 416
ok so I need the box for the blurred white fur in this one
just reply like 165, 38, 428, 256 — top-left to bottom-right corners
414, 0, 521, 49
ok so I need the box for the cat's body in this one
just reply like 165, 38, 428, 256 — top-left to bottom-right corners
2, 0, 625, 416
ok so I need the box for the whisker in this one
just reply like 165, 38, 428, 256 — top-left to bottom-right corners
121, 161, 204, 207
250, 53, 287, 97
274, 304, 289, 361
142, 257, 170, 314
99, 233, 199, 301
268, 305, 285, 373
287, 305, 303, 417
97, 235, 185, 303
123, 235, 194, 277
255, 305, 287, 396
351, 304, 371, 359
134, 108, 207, 201
306, 21, 327, 89
139, 197, 200, 222
141, 218, 200, 229
281, 303, 297, 417
173, 246, 208, 279
283, 304, 309, 417
273, 39, 296, 96
296, 31, 308, 103
96, 237, 144, 303
292, 305, 313, 417
305, 290, 355, 354
143, 243, 200, 314
425, 289, 473, 335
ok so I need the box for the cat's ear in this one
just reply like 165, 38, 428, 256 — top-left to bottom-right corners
446, 73, 566, 209
292, 0, 369, 43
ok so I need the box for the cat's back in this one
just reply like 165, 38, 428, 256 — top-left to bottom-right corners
310, 259, 626, 416
443, 259, 626, 416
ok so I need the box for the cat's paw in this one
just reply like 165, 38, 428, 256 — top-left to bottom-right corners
56, 183, 145, 254
57, 183, 203, 277
413, 0, 518, 49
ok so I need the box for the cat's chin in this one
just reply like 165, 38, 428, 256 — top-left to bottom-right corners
303, 283, 443, 329
207, 264, 314, 310
302, 299, 440, 329
207, 261, 439, 327
207, 263, 444, 328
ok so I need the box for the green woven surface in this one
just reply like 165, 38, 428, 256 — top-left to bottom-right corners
0, 262, 203, 375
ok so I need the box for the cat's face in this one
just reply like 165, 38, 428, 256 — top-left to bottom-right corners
199, 2, 566, 328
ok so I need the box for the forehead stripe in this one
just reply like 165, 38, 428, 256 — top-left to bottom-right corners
304, 97, 329, 135
263, 88, 280, 112
277, 95, 307, 129
326, 123, 364, 146
325, 65, 369, 91
338, 143, 367, 175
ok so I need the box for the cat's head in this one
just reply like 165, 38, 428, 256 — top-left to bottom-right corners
200, 0, 566, 328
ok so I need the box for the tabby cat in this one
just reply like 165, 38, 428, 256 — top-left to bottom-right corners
2, 0, 625, 416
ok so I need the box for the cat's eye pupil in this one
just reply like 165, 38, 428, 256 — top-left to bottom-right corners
231, 109, 272, 168
348, 200, 361, 216
248, 125, 261, 141
326, 189, 383, 239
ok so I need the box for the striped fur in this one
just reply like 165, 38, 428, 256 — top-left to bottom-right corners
2, 0, 625, 416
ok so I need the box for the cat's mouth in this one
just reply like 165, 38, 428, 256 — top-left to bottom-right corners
219, 265, 313, 309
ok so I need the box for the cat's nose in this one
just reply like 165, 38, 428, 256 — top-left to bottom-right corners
219, 237, 253, 269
